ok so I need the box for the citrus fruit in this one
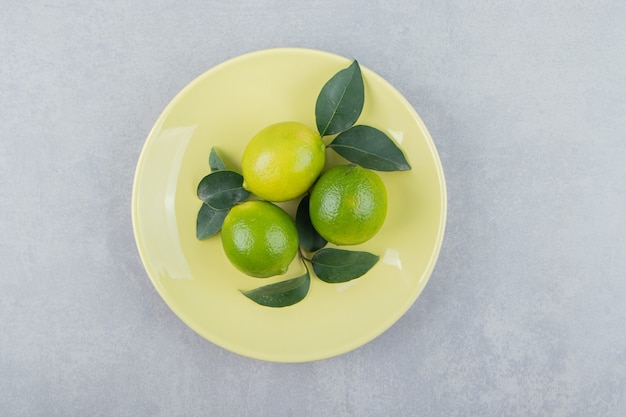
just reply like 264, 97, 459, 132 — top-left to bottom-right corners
309, 165, 387, 245
241, 121, 325, 202
221, 200, 299, 278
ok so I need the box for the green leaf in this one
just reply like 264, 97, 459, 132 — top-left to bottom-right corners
295, 195, 327, 252
311, 248, 379, 283
197, 170, 250, 210
329, 125, 411, 171
315, 60, 364, 136
209, 147, 227, 172
240, 265, 311, 307
196, 203, 229, 240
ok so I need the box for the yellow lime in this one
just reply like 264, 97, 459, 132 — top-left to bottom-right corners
221, 200, 299, 278
309, 165, 387, 245
241, 121, 325, 202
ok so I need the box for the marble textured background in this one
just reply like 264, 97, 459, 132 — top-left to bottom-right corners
1, 1, 625, 416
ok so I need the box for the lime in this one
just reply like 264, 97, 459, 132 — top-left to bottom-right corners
241, 121, 325, 202
309, 165, 387, 245
221, 200, 299, 278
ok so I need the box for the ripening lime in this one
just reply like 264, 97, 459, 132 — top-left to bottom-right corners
221, 200, 299, 278
241, 121, 325, 202
309, 165, 387, 245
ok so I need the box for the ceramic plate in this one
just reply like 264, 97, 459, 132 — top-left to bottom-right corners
132, 48, 446, 362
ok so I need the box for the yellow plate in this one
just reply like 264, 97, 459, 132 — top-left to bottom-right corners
132, 48, 446, 362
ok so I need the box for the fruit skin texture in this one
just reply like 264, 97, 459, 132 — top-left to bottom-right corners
241, 121, 325, 202
309, 165, 387, 246
221, 200, 299, 278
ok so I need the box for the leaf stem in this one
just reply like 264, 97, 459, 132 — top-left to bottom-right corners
298, 246, 312, 263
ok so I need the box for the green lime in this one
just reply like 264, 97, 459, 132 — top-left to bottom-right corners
309, 165, 387, 245
241, 121, 325, 202
221, 200, 299, 278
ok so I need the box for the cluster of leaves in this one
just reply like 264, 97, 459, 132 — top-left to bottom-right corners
196, 60, 411, 307
316, 61, 411, 172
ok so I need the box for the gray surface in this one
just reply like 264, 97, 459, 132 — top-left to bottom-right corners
1, 1, 625, 416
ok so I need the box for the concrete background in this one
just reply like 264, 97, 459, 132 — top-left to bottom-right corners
1, 1, 625, 415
